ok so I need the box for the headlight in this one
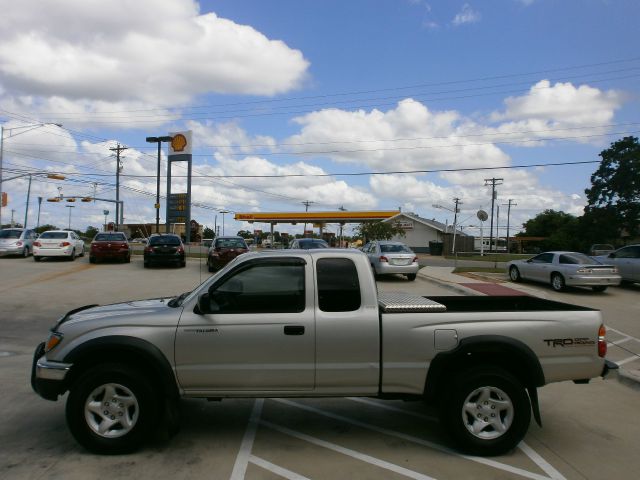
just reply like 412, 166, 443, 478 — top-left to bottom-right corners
44, 332, 64, 352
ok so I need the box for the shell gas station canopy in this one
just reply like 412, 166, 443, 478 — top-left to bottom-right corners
234, 210, 400, 225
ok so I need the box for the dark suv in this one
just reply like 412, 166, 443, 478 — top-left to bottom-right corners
207, 236, 249, 272
144, 234, 185, 268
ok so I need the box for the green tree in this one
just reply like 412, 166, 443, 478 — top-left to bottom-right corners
84, 226, 99, 239
203, 227, 214, 238
585, 136, 640, 240
354, 221, 406, 242
518, 210, 582, 251
35, 224, 57, 234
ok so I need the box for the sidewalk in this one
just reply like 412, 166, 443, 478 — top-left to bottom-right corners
417, 265, 640, 391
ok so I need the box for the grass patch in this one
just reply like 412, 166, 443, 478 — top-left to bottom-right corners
445, 253, 528, 262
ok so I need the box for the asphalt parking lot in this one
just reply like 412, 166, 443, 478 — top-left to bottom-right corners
1, 255, 639, 480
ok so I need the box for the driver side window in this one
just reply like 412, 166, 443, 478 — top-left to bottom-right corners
208, 260, 305, 314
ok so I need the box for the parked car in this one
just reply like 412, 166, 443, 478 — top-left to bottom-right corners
143, 234, 185, 268
33, 230, 85, 261
207, 236, 249, 272
362, 240, 419, 281
507, 251, 621, 292
593, 244, 640, 284
0, 228, 38, 257
89, 232, 131, 263
589, 244, 615, 256
288, 238, 330, 249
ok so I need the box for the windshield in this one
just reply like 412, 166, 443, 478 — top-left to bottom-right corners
94, 233, 127, 241
559, 253, 597, 264
149, 235, 180, 245
39, 232, 69, 239
380, 244, 412, 253
215, 238, 247, 248
0, 230, 22, 239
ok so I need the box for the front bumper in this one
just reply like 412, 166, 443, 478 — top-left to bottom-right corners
31, 342, 72, 401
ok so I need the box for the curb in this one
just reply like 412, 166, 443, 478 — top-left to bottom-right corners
611, 367, 640, 391
416, 270, 483, 296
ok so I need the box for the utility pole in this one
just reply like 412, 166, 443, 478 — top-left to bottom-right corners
484, 177, 503, 253
302, 200, 315, 237
109, 144, 128, 231
36, 197, 43, 230
502, 199, 517, 253
451, 197, 462, 254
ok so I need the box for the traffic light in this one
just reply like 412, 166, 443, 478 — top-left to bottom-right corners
47, 197, 61, 202
81, 197, 93, 202
1, 192, 7, 207
66, 198, 76, 202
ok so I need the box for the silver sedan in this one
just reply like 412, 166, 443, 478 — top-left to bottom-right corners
507, 251, 621, 292
362, 240, 419, 281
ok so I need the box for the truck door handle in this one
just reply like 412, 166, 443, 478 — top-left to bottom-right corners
284, 325, 305, 335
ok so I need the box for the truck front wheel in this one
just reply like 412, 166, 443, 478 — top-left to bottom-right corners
440, 367, 531, 456
66, 363, 158, 454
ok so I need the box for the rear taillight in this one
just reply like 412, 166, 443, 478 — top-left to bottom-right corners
413, 256, 418, 263
33, 241, 41, 247
379, 256, 388, 262
177, 247, 184, 253
16, 241, 23, 246
144, 246, 152, 253
60, 241, 71, 247
598, 324, 607, 358
91, 243, 98, 249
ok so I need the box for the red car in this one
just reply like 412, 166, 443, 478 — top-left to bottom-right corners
89, 232, 131, 263
207, 236, 249, 272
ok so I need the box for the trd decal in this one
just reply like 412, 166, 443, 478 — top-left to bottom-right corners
543, 338, 595, 347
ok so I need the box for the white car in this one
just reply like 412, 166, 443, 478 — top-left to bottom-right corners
33, 230, 85, 262
362, 240, 420, 281
507, 251, 621, 292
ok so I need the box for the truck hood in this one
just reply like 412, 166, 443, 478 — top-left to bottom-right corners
56, 298, 174, 328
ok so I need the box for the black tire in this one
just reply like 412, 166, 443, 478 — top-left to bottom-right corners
179, 259, 186, 268
89, 256, 96, 264
143, 261, 149, 269
550, 273, 565, 292
509, 266, 521, 282
79, 246, 85, 257
407, 273, 417, 281
592, 285, 608, 292
22, 247, 29, 258
440, 367, 531, 456
69, 249, 76, 261
65, 363, 158, 454
34, 256, 41, 262
207, 258, 214, 273
125, 255, 131, 263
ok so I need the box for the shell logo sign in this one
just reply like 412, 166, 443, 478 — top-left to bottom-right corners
171, 134, 187, 152
169, 130, 192, 155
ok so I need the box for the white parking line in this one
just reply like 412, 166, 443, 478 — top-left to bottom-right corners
607, 327, 640, 343
261, 420, 438, 480
230, 399, 263, 480
249, 455, 311, 480
346, 397, 438, 422
276, 399, 563, 480
617, 355, 640, 366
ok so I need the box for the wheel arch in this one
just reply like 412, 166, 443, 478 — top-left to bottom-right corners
63, 336, 179, 399
423, 335, 545, 401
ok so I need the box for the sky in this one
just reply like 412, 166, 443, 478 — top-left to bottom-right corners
0, 0, 638, 240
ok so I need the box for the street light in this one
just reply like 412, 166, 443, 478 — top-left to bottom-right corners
65, 205, 75, 230
146, 135, 173, 233
0, 122, 62, 227
1, 172, 65, 228
433, 199, 462, 254
219, 210, 230, 235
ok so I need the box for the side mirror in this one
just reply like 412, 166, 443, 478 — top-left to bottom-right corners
195, 293, 217, 315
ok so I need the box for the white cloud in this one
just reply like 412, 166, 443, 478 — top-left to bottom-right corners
452, 4, 481, 26
0, 0, 309, 126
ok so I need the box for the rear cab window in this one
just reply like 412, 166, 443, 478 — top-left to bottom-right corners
316, 258, 361, 312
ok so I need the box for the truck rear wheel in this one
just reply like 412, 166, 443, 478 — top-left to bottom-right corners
66, 363, 158, 454
440, 367, 531, 456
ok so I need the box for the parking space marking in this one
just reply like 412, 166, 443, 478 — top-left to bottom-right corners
276, 399, 564, 480
230, 399, 263, 480
249, 455, 311, 480
346, 397, 438, 422
617, 355, 640, 366
261, 419, 438, 480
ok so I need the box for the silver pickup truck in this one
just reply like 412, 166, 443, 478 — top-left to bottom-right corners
32, 249, 613, 456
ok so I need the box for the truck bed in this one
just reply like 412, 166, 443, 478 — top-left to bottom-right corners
421, 295, 597, 312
